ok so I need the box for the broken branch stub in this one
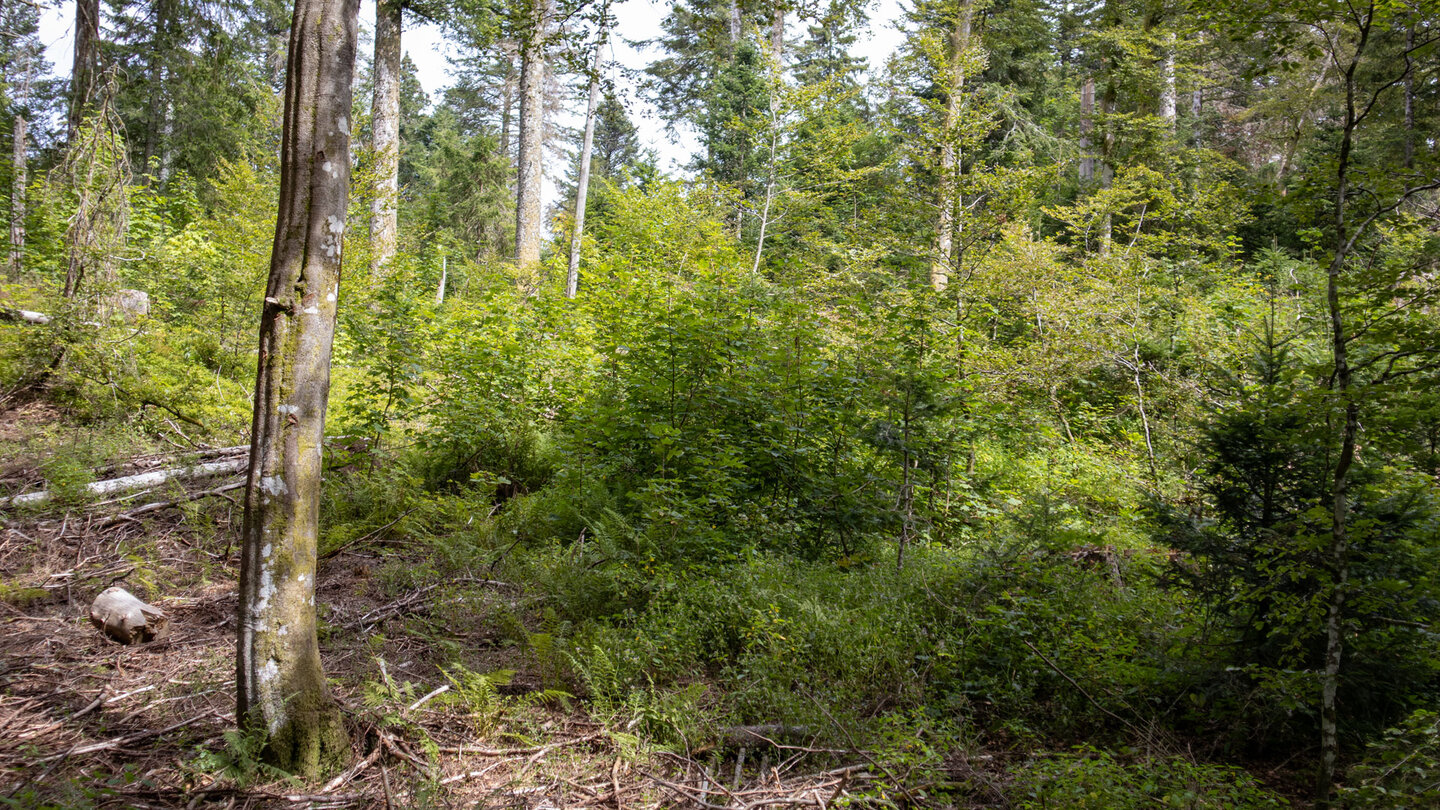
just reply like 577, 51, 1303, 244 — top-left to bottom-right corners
90, 586, 167, 644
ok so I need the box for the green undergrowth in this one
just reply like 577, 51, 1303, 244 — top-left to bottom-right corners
316, 461, 1296, 806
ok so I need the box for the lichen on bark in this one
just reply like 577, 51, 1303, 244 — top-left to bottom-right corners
236, 0, 359, 780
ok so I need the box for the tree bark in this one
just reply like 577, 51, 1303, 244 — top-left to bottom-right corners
1099, 78, 1115, 253
370, 0, 402, 279
770, 4, 785, 62
1079, 77, 1095, 182
69, 0, 101, 140
1403, 23, 1414, 170
515, 0, 550, 272
1317, 13, 1369, 802
141, 0, 174, 179
237, 0, 358, 778
752, 91, 778, 277
9, 113, 24, 279
1159, 32, 1177, 132
932, 1, 973, 292
567, 43, 601, 299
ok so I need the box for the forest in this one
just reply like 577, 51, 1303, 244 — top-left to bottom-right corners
1, 0, 1439, 806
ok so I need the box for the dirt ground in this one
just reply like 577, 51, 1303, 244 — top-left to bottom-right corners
0, 493, 891, 809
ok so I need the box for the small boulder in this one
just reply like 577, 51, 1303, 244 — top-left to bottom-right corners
90, 586, 167, 644
109, 289, 150, 321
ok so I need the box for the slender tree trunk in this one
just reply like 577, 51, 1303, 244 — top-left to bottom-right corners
141, 56, 162, 175
435, 254, 447, 304
567, 43, 601, 299
515, 0, 549, 272
1276, 62, 1330, 194
1190, 87, 1201, 145
8, 63, 25, 279
1318, 24, 1368, 804
729, 0, 742, 46
69, 0, 101, 140
932, 1, 973, 292
751, 99, 778, 276
1079, 77, 1095, 182
1159, 32, 1177, 132
1099, 80, 1115, 253
370, 0, 402, 279
1403, 24, 1414, 170
237, 0, 359, 777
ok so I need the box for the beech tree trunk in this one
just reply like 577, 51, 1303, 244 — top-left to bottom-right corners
69, 0, 101, 140
370, 0, 402, 279
515, 0, 549, 272
932, 2, 973, 292
1317, 31, 1364, 804
567, 43, 601, 299
236, 0, 358, 777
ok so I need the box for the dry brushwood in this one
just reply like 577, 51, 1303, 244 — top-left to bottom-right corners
89, 586, 167, 644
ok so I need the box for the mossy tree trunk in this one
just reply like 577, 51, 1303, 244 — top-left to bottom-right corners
236, 0, 359, 778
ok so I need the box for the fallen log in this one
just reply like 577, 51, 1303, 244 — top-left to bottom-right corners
94, 480, 246, 528
90, 586, 167, 644
0, 307, 50, 325
1, 457, 247, 509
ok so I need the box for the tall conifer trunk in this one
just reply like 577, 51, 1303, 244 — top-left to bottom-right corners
237, 0, 359, 776
69, 0, 100, 140
932, 1, 973, 292
1160, 32, 1177, 131
1079, 77, 1095, 182
9, 113, 24, 279
370, 0, 402, 278
9, 49, 28, 280
515, 0, 550, 271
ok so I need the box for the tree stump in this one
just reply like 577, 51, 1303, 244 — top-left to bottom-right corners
89, 587, 167, 644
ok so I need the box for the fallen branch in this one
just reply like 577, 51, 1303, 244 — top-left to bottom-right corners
93, 480, 246, 528
2, 458, 247, 509
439, 730, 605, 757
438, 759, 511, 785
36, 712, 214, 762
406, 684, 450, 713
322, 744, 385, 793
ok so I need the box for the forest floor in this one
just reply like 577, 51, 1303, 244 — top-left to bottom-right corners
0, 436, 957, 808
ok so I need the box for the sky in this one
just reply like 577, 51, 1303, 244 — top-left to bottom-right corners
37, 0, 908, 210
